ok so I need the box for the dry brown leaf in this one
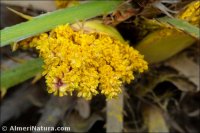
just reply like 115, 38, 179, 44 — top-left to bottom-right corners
75, 98, 90, 119
142, 104, 169, 132
1, 1, 56, 11
36, 96, 74, 130
166, 76, 196, 92
0, 82, 48, 125
166, 53, 199, 91
65, 113, 103, 132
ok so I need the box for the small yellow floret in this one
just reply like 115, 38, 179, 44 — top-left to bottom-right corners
19, 24, 148, 100
178, 1, 200, 27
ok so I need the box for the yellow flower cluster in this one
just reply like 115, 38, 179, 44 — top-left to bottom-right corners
55, 0, 78, 9
178, 1, 200, 27
19, 24, 148, 100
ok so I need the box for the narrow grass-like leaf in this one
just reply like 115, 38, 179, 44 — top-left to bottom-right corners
0, 58, 43, 90
158, 17, 200, 39
7, 7, 33, 20
0, 1, 122, 47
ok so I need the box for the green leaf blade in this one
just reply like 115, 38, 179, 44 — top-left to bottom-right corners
158, 17, 200, 39
0, 1, 121, 47
1, 58, 43, 90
